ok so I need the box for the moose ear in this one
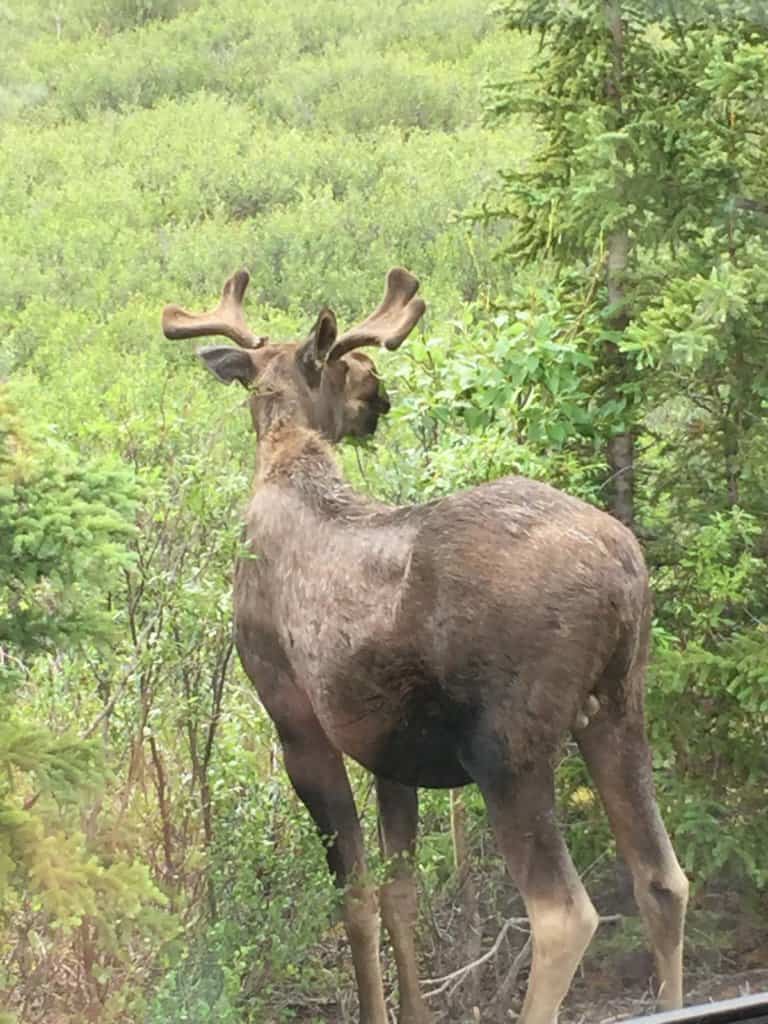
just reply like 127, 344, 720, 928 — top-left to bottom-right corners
296, 308, 338, 387
197, 345, 257, 387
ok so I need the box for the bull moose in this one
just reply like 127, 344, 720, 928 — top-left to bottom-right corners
162, 268, 688, 1024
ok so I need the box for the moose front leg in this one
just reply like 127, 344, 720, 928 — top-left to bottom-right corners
279, 719, 388, 1024
376, 778, 432, 1024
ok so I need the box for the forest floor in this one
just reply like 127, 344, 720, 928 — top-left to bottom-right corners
425, 864, 768, 1023
564, 871, 768, 1022
564, 964, 768, 1023
288, 863, 768, 1023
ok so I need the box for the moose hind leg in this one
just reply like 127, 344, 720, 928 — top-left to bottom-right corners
280, 717, 388, 1024
468, 750, 598, 1024
376, 778, 432, 1024
577, 706, 688, 1010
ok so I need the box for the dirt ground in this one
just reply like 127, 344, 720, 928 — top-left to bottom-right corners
417, 930, 768, 1023
288, 862, 768, 1023
442, 868, 768, 1023
564, 961, 768, 1023
458, 868, 768, 1023
563, 872, 768, 1023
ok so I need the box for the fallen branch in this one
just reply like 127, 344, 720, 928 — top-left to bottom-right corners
422, 917, 531, 999
422, 913, 623, 1002
490, 936, 532, 1012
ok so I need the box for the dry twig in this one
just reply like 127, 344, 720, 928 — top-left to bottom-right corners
422, 914, 623, 1002
422, 917, 531, 1000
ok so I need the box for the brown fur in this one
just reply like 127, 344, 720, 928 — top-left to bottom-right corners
164, 269, 688, 1024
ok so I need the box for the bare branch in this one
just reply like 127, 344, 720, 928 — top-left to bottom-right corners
422, 914, 622, 1001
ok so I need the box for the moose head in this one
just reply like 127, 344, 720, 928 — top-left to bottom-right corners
162, 267, 426, 442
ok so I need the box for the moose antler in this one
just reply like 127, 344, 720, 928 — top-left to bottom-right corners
329, 267, 426, 361
161, 270, 265, 349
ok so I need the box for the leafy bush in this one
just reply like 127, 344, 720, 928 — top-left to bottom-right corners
2, 0, 767, 1019
0, 391, 139, 681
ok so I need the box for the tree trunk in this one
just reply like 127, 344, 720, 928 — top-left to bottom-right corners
606, 426, 634, 528
149, 734, 174, 889
604, 1, 635, 530
200, 638, 233, 921
605, 226, 633, 529
723, 414, 740, 509
450, 789, 481, 1006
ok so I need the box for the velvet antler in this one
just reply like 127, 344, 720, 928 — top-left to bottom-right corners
328, 267, 425, 361
161, 270, 265, 350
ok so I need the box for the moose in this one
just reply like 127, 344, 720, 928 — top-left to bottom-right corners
162, 268, 688, 1024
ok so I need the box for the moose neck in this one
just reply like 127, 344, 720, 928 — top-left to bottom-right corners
253, 421, 373, 520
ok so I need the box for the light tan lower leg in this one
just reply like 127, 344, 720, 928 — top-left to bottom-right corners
520, 888, 599, 1024
380, 874, 432, 1024
577, 710, 688, 1012
375, 779, 431, 1024
343, 883, 389, 1024
477, 752, 598, 1024
632, 856, 689, 1010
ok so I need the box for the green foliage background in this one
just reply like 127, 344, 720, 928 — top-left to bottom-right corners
0, 0, 766, 1021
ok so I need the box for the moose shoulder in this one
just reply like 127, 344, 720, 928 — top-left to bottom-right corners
163, 268, 688, 1024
